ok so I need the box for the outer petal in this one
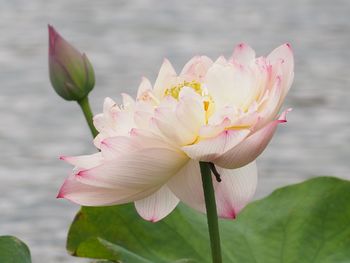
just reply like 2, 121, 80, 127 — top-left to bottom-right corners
182, 129, 250, 162
57, 174, 157, 206
168, 161, 205, 213
76, 148, 188, 190
135, 185, 179, 222
214, 161, 257, 219
213, 109, 290, 169
267, 43, 294, 101
168, 160, 257, 218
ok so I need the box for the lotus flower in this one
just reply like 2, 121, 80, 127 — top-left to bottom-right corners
58, 43, 294, 222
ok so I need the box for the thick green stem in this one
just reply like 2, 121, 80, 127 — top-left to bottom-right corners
199, 162, 222, 263
77, 96, 98, 138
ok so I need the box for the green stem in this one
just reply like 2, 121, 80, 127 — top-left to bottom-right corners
199, 162, 222, 263
77, 96, 98, 138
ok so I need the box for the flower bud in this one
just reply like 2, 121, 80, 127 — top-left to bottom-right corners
48, 25, 95, 101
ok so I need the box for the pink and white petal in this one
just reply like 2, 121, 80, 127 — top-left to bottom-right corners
213, 109, 290, 169
58, 174, 158, 206
214, 161, 257, 219
267, 44, 294, 99
135, 185, 179, 222
168, 160, 257, 219
153, 59, 177, 98
168, 160, 206, 213
60, 153, 103, 169
76, 148, 188, 190
256, 76, 283, 127
231, 43, 256, 66
182, 129, 250, 162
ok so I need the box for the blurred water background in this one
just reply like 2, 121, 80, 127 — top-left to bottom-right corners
0, 0, 349, 262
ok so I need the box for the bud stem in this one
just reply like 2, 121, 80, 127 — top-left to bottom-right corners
77, 96, 98, 138
199, 161, 222, 263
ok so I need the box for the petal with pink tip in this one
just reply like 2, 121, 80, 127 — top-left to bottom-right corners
60, 153, 102, 169
135, 185, 179, 222
182, 129, 250, 162
267, 44, 294, 100
180, 56, 213, 80
231, 43, 256, 65
168, 160, 257, 218
214, 161, 257, 219
57, 174, 158, 206
213, 109, 290, 169
76, 148, 188, 190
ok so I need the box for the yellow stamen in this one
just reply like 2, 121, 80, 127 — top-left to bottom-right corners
225, 125, 251, 130
164, 80, 202, 99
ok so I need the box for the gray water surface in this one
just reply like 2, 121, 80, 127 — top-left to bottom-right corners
0, 0, 350, 262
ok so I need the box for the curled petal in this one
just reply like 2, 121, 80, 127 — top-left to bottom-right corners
213, 109, 290, 169
168, 160, 257, 218
135, 185, 179, 222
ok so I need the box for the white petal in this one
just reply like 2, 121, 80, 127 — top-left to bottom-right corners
137, 77, 153, 99
121, 93, 135, 110
135, 185, 179, 222
205, 63, 257, 109
231, 43, 256, 66
153, 59, 177, 99
181, 56, 213, 81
